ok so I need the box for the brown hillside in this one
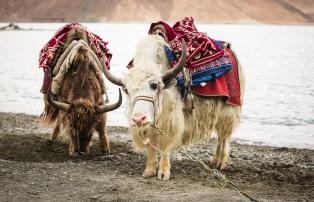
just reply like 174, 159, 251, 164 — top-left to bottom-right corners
0, 0, 313, 24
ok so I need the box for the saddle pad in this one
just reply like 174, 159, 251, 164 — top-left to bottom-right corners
149, 17, 241, 105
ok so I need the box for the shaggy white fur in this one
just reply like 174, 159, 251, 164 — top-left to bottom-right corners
123, 35, 244, 180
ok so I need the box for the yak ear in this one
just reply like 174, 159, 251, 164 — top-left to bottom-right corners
163, 78, 177, 89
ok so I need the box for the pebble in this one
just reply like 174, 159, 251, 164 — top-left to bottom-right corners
89, 195, 101, 200
243, 156, 250, 160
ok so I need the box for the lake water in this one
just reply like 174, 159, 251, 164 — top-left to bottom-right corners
0, 23, 313, 149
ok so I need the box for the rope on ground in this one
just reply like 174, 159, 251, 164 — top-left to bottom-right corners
142, 124, 259, 202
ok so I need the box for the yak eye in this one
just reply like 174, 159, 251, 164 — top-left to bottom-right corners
149, 80, 158, 90
122, 87, 129, 95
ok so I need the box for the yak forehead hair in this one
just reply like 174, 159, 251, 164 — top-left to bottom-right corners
133, 35, 168, 67
124, 65, 163, 91
124, 35, 170, 89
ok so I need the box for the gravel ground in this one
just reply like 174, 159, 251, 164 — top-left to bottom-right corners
0, 112, 313, 201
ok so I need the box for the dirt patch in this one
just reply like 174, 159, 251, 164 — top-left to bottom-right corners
0, 112, 313, 201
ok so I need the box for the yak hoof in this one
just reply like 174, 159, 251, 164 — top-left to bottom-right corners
98, 149, 111, 156
212, 158, 228, 170
215, 162, 227, 170
79, 152, 88, 156
142, 169, 157, 178
46, 139, 56, 152
46, 139, 53, 146
157, 170, 170, 181
69, 151, 79, 157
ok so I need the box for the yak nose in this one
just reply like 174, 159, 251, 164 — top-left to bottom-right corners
132, 112, 148, 126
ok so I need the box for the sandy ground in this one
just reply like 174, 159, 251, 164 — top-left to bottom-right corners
0, 112, 313, 201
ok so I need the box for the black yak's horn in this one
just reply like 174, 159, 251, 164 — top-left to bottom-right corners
97, 88, 122, 113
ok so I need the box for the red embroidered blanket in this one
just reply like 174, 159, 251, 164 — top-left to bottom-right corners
148, 17, 241, 106
39, 23, 112, 93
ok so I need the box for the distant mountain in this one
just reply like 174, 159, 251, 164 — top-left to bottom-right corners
0, 0, 313, 24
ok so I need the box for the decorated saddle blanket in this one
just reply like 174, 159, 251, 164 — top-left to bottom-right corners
39, 23, 112, 93
149, 17, 241, 105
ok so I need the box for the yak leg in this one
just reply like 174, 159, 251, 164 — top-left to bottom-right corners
157, 137, 175, 180
158, 153, 171, 180
213, 111, 238, 169
51, 117, 61, 151
158, 141, 172, 180
68, 133, 78, 157
98, 129, 110, 155
52, 117, 61, 140
142, 144, 158, 178
97, 114, 110, 155
213, 136, 231, 170
64, 126, 78, 157
68, 138, 78, 157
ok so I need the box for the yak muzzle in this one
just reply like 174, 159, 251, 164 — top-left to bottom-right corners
132, 112, 149, 127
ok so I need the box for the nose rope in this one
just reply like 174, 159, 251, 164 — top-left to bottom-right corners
133, 95, 157, 127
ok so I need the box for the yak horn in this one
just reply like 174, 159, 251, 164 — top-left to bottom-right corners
97, 89, 122, 113
103, 65, 123, 86
162, 39, 187, 82
48, 92, 70, 111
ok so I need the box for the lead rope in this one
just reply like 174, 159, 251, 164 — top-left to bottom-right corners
146, 125, 258, 202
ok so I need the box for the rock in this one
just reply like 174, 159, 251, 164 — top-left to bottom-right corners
89, 195, 101, 200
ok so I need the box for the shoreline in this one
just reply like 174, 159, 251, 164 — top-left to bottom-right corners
0, 112, 313, 201
1, 112, 312, 151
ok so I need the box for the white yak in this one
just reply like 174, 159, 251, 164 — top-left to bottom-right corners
103, 35, 244, 180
